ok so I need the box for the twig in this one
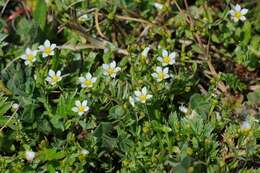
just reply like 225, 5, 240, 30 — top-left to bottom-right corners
0, 106, 19, 132
0, 0, 10, 16
1, 57, 20, 73
95, 9, 107, 39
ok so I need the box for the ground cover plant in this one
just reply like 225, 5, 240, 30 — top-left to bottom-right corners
0, 0, 259, 172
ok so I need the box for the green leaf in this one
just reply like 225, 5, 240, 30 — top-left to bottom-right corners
33, 0, 47, 29
190, 94, 210, 117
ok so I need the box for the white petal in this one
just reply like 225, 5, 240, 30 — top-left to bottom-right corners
115, 67, 121, 72
72, 107, 78, 112
25, 48, 31, 54
44, 40, 51, 47
45, 77, 52, 82
42, 53, 48, 58
32, 50, 38, 56
102, 64, 109, 70
240, 16, 246, 21
147, 94, 153, 99
142, 87, 147, 95
78, 112, 84, 116
233, 17, 239, 22
21, 55, 27, 60
169, 52, 176, 59
234, 4, 241, 11
241, 8, 248, 15
39, 45, 45, 51
85, 106, 90, 112
156, 66, 162, 72
229, 10, 235, 15
82, 100, 88, 106
79, 77, 85, 83
163, 67, 169, 73
134, 91, 141, 97
142, 47, 150, 57
24, 61, 30, 65
162, 49, 168, 57
151, 73, 158, 78
51, 44, 56, 49
110, 61, 116, 68
50, 51, 55, 56
111, 74, 116, 78
91, 77, 97, 83
75, 100, 81, 107
56, 71, 61, 77
85, 73, 92, 79
48, 70, 55, 77
157, 57, 163, 62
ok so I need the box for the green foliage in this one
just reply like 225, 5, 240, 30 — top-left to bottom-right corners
0, 0, 259, 172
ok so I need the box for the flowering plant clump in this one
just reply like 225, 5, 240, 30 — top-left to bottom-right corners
0, 1, 259, 172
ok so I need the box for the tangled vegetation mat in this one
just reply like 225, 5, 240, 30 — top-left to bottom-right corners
0, 0, 259, 172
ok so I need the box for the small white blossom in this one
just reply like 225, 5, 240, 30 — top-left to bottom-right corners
25, 151, 35, 161
39, 40, 56, 58
229, 4, 248, 22
157, 50, 176, 66
216, 112, 221, 121
151, 66, 170, 82
72, 100, 89, 116
12, 103, 19, 110
141, 46, 151, 57
79, 14, 90, 22
79, 73, 97, 89
129, 96, 135, 107
153, 2, 163, 10
20, 48, 37, 66
134, 87, 153, 103
179, 105, 188, 114
81, 149, 89, 155
240, 120, 251, 131
102, 61, 121, 78
45, 70, 62, 85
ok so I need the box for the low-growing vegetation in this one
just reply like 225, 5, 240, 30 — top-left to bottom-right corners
0, 0, 259, 172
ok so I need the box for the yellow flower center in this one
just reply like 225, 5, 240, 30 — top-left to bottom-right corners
27, 54, 34, 62
44, 47, 52, 55
78, 106, 85, 112
107, 67, 115, 76
51, 75, 60, 83
84, 80, 92, 87
234, 12, 241, 18
163, 56, 170, 64
139, 95, 147, 102
158, 72, 165, 80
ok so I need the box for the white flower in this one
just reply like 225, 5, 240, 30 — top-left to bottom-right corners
229, 4, 248, 22
129, 96, 135, 107
25, 151, 35, 161
79, 14, 90, 22
102, 61, 121, 78
134, 87, 153, 103
151, 66, 170, 82
240, 120, 251, 131
12, 103, 19, 110
20, 48, 37, 66
39, 40, 56, 58
72, 100, 89, 116
141, 46, 151, 57
79, 73, 97, 89
179, 105, 188, 114
81, 149, 89, 155
45, 69, 62, 85
215, 112, 221, 121
157, 50, 176, 66
153, 2, 163, 10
